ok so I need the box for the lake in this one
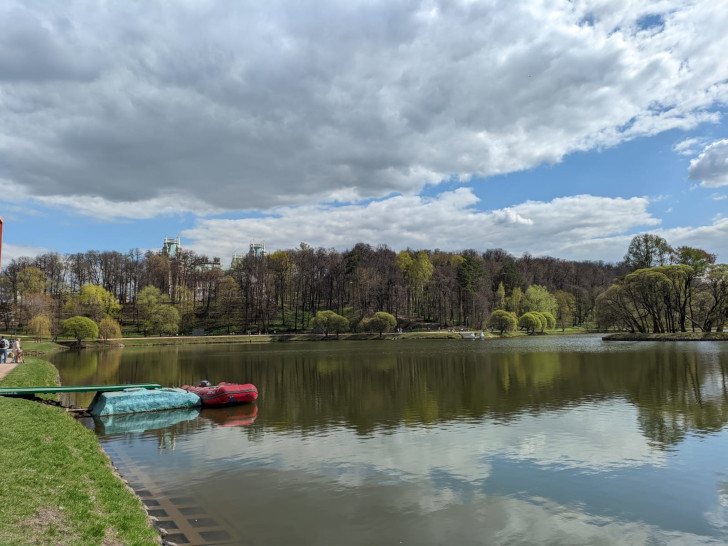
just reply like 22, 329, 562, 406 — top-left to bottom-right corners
52, 335, 728, 545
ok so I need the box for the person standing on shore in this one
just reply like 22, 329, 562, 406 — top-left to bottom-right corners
11, 338, 22, 363
0, 336, 8, 363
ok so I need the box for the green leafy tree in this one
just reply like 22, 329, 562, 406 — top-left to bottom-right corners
596, 265, 703, 333
518, 312, 542, 334
507, 286, 523, 315
555, 290, 576, 331
397, 250, 434, 317
539, 311, 556, 330
361, 311, 397, 337
28, 314, 52, 342
493, 282, 506, 311
98, 316, 122, 341
312, 310, 349, 338
137, 286, 180, 336
395, 251, 414, 277
487, 310, 517, 335
65, 284, 122, 322
672, 246, 716, 275
596, 284, 642, 332
522, 285, 557, 316
17, 266, 46, 298
700, 264, 728, 332
62, 316, 99, 346
624, 234, 672, 271
495, 261, 522, 294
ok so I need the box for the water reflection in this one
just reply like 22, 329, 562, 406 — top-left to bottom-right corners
93, 406, 200, 435
54, 337, 728, 449
54, 337, 728, 544
200, 404, 258, 427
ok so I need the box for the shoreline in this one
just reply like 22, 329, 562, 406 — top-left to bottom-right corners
0, 350, 161, 544
70, 328, 601, 348
602, 332, 728, 341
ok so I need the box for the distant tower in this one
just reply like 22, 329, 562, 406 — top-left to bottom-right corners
249, 242, 266, 258
162, 236, 181, 258
230, 251, 243, 269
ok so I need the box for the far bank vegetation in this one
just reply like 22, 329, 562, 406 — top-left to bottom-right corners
1, 235, 726, 339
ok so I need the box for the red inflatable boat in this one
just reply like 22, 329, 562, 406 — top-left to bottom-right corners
182, 382, 258, 406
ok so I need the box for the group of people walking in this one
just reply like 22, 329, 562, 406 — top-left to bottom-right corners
0, 336, 23, 364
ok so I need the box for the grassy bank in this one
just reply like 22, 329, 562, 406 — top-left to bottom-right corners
603, 331, 728, 341
0, 356, 160, 545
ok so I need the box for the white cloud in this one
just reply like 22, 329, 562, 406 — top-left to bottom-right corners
181, 190, 661, 261
33, 193, 221, 221
0, 1, 727, 211
689, 139, 728, 188
0, 242, 49, 264
652, 216, 728, 255
673, 137, 703, 156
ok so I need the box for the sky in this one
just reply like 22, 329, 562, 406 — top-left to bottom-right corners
1, 0, 727, 267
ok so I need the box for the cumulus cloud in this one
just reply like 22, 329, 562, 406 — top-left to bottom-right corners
180, 189, 663, 261
688, 139, 728, 188
0, 1, 727, 211
652, 216, 728, 256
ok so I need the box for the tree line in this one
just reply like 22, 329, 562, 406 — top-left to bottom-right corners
1, 235, 725, 338
0, 242, 628, 337
596, 235, 728, 333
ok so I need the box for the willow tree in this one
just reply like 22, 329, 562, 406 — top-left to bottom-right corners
312, 310, 349, 338
28, 314, 52, 342
361, 311, 397, 337
98, 316, 122, 341
487, 310, 517, 335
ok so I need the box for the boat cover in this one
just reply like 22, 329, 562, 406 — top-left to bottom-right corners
88, 387, 201, 416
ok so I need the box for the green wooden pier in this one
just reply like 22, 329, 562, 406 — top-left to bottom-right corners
0, 383, 162, 398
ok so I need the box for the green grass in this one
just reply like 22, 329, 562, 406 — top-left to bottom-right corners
0, 358, 160, 545
0, 356, 60, 402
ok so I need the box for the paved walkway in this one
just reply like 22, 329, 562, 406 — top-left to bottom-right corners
0, 363, 17, 381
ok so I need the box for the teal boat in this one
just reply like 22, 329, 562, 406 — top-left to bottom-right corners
88, 387, 201, 416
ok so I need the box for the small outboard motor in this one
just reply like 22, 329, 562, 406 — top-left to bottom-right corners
199, 380, 211, 387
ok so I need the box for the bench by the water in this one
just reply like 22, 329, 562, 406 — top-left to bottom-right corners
0, 383, 162, 398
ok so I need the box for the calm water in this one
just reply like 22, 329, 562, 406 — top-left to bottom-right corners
52, 336, 728, 545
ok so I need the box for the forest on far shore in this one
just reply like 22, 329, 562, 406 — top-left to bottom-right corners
1, 234, 726, 338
